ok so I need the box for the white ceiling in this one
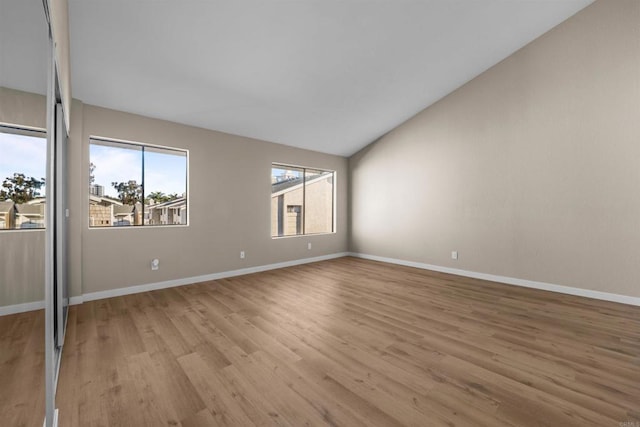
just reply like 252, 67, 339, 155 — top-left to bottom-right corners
0, 0, 48, 96
2, 1, 594, 156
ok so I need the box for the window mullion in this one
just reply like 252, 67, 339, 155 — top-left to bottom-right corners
302, 167, 306, 235
140, 146, 145, 227
89, 138, 187, 228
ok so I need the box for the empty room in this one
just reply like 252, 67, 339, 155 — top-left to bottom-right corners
1, 0, 639, 426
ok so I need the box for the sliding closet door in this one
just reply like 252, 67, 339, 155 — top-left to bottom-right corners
44, 0, 71, 424
44, 35, 69, 427
0, 1, 48, 425
44, 34, 57, 427
55, 103, 68, 349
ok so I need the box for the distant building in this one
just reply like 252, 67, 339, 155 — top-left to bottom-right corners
0, 201, 16, 229
90, 193, 184, 227
89, 195, 121, 227
271, 172, 333, 236
113, 202, 142, 226
15, 198, 45, 229
90, 184, 104, 197
0, 198, 47, 229
146, 197, 187, 225
272, 170, 300, 184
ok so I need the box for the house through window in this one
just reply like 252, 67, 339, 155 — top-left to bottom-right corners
271, 164, 335, 237
0, 125, 47, 230
89, 137, 188, 228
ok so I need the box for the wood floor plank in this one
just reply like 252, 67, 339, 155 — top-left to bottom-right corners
0, 310, 45, 427
177, 352, 256, 426
43, 257, 640, 426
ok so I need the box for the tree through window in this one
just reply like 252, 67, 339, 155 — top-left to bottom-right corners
89, 137, 188, 228
0, 126, 46, 230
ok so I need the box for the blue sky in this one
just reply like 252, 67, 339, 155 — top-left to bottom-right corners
1, 133, 187, 200
0, 132, 47, 195
272, 167, 302, 180
272, 167, 328, 181
91, 144, 187, 198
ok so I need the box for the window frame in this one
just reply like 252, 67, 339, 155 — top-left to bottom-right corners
0, 123, 47, 232
271, 162, 336, 239
88, 135, 190, 230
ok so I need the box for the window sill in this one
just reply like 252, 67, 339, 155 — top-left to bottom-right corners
271, 231, 336, 240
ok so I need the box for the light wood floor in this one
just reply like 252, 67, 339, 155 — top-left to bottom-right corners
50, 257, 640, 426
0, 309, 45, 427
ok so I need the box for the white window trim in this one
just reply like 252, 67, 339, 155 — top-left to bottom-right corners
271, 162, 337, 239
0, 123, 47, 233
88, 135, 190, 230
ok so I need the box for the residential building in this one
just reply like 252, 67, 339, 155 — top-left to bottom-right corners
88, 194, 121, 227
89, 184, 104, 197
0, 201, 15, 229
146, 197, 186, 225
14, 203, 45, 229
271, 172, 333, 236
113, 202, 142, 226
89, 195, 143, 226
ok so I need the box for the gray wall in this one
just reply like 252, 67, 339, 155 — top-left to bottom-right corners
0, 87, 46, 306
76, 105, 348, 296
350, 0, 640, 298
1, 88, 347, 306
3, 0, 637, 306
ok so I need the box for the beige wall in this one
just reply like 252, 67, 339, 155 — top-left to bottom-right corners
0, 230, 45, 306
0, 87, 46, 306
0, 87, 46, 129
350, 0, 640, 298
2, 87, 348, 306
6, 0, 636, 306
78, 105, 348, 295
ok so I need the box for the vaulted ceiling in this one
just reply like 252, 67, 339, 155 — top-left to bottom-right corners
1, 0, 594, 156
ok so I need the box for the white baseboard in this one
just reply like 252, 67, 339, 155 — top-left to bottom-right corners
349, 252, 640, 307
0, 300, 45, 316
0, 297, 84, 315
69, 296, 83, 306
81, 252, 351, 303
1, 253, 349, 313
10, 251, 634, 310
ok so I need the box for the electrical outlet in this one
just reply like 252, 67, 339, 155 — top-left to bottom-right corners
308, 242, 312, 250
451, 251, 458, 260
151, 258, 159, 270
240, 251, 245, 259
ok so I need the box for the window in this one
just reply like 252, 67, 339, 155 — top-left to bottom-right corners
89, 137, 188, 228
0, 125, 47, 230
271, 163, 335, 237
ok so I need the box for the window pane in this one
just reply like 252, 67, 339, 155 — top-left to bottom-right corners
271, 164, 335, 238
89, 138, 188, 228
89, 140, 142, 227
144, 147, 187, 226
271, 165, 304, 237
0, 129, 46, 230
304, 169, 334, 234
